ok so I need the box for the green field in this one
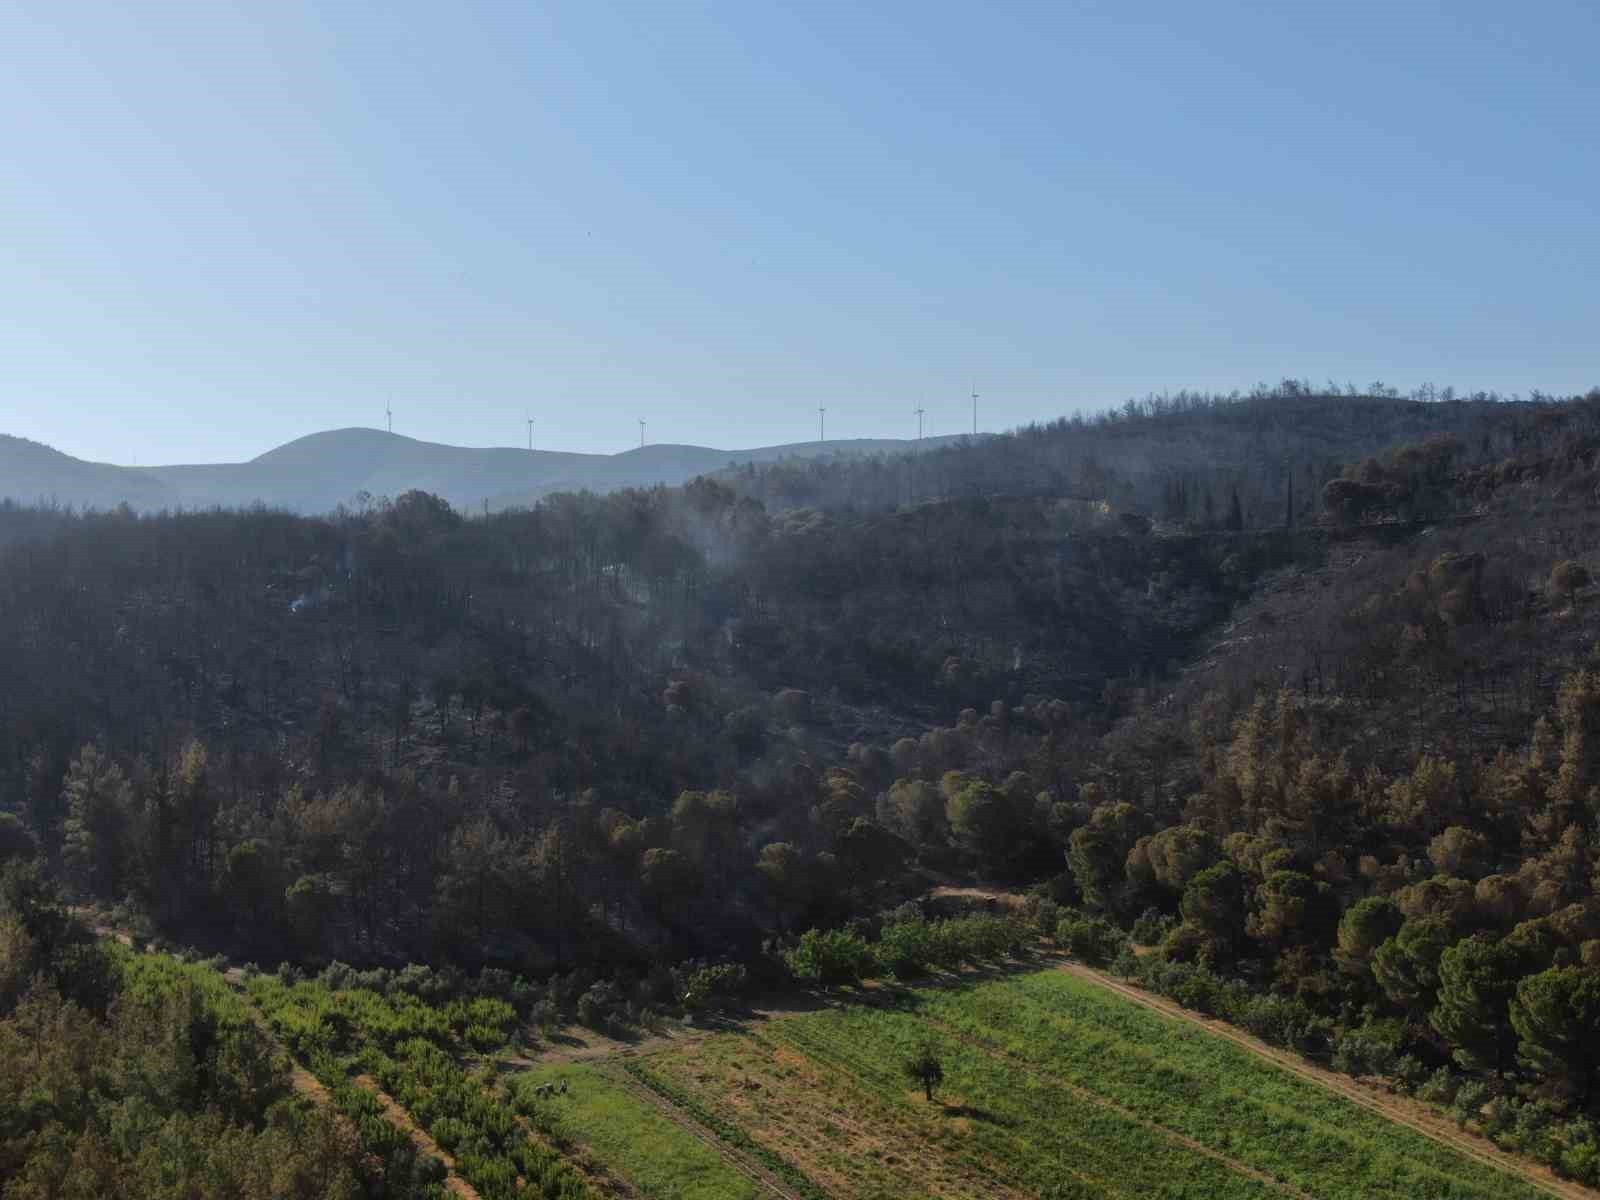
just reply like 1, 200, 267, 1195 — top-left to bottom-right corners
511, 1062, 764, 1200
243, 972, 595, 1199
219, 956, 1559, 1200
527, 969, 1554, 1200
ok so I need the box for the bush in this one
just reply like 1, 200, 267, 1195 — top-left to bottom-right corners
1130, 907, 1175, 946
1025, 897, 1063, 936
875, 921, 935, 978
528, 997, 559, 1030
1108, 944, 1144, 980
882, 900, 924, 926
320, 961, 359, 991
1392, 1053, 1429, 1093
1504, 1098, 1555, 1156
787, 928, 875, 987
576, 980, 623, 1030
1417, 1066, 1459, 1106
1329, 1018, 1403, 1076
1056, 912, 1127, 966
1453, 1080, 1491, 1128
1136, 958, 1232, 1016
901, 1040, 945, 1101
1559, 1121, 1600, 1185
683, 963, 749, 1009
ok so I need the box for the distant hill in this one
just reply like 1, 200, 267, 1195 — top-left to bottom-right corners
0, 435, 170, 511
0, 427, 965, 514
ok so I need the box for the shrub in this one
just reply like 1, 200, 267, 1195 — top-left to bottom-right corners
576, 980, 622, 1030
1392, 1053, 1429, 1093
1330, 1019, 1403, 1077
1417, 1066, 1460, 1106
683, 963, 749, 1009
786, 928, 874, 987
1559, 1120, 1600, 1185
1130, 907, 1175, 946
1026, 897, 1064, 936
528, 997, 560, 1030
1056, 913, 1126, 965
901, 1041, 945, 1101
1453, 1080, 1492, 1128
875, 921, 935, 978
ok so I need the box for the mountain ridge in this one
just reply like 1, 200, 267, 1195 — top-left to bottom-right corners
0, 426, 969, 514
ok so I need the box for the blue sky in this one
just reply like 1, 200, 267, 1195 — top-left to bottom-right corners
2, 1, 1596, 464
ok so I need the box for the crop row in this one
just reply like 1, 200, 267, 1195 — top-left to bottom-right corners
115, 948, 259, 1034
647, 1027, 1023, 1200
322, 1064, 452, 1200
245, 972, 516, 1060
509, 1062, 765, 1200
766, 1008, 1270, 1200
369, 1037, 591, 1200
923, 972, 1545, 1200
621, 1058, 832, 1200
245, 972, 588, 1199
116, 952, 462, 1198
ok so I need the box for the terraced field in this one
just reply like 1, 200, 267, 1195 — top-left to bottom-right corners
510, 969, 1566, 1200
104, 933, 1582, 1200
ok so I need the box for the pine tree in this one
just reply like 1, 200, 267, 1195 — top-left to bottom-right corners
61, 745, 133, 899
1431, 935, 1524, 1076
1512, 967, 1600, 1107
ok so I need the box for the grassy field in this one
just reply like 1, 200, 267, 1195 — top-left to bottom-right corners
511, 1062, 765, 1200
538, 969, 1557, 1200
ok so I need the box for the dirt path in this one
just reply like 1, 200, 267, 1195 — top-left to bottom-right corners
599, 1058, 823, 1200
925, 885, 1026, 909
498, 996, 827, 1070
352, 1074, 481, 1200
920, 1011, 1314, 1200
502, 1024, 683, 1067
1058, 961, 1598, 1200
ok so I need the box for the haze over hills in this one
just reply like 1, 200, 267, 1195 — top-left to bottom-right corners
0, 426, 966, 514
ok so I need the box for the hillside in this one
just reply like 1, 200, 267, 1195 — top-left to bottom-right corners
0, 426, 965, 515
11, 386, 1600, 1194
0, 434, 170, 511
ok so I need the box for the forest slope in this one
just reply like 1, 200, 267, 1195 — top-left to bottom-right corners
9, 385, 1600, 1189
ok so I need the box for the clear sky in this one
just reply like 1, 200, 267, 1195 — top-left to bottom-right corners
3, 2, 1596, 464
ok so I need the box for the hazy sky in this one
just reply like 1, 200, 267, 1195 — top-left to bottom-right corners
3, 2, 1596, 464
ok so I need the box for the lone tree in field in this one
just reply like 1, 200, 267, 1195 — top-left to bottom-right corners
903, 1041, 945, 1102
1551, 560, 1590, 606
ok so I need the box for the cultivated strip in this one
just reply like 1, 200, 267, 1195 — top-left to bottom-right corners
1060, 961, 1596, 1200
602, 1056, 823, 1200
918, 1011, 1315, 1200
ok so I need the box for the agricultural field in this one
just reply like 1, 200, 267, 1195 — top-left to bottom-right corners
511, 1062, 766, 1200
91, 940, 1576, 1200
244, 970, 597, 1199
512, 968, 1562, 1200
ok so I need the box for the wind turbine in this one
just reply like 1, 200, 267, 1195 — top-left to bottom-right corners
386, 400, 393, 434
638, 418, 646, 449
971, 385, 979, 436
818, 406, 826, 442
914, 405, 926, 441
526, 415, 534, 451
